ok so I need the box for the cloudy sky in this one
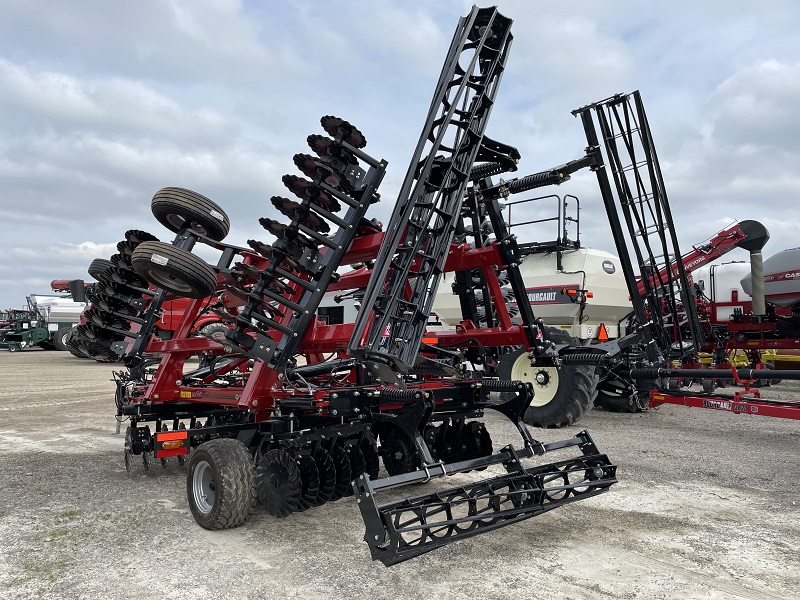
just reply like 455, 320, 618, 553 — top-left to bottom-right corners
1, 0, 799, 310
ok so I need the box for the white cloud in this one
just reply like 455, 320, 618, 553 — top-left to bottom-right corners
1, 0, 800, 310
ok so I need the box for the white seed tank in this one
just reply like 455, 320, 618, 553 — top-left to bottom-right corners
29, 294, 87, 330
432, 247, 632, 341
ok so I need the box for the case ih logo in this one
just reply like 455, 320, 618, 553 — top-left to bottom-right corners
764, 269, 800, 282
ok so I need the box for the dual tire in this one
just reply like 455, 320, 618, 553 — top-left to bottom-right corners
130, 188, 227, 298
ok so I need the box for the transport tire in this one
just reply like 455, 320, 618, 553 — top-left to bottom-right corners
151, 187, 230, 242
88, 258, 114, 281
498, 328, 599, 428
187, 438, 255, 530
198, 322, 233, 352
53, 327, 72, 351
131, 241, 217, 299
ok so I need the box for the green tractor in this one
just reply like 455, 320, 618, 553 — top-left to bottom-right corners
1, 280, 87, 352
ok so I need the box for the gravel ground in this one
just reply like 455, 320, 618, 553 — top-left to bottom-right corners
1, 350, 799, 599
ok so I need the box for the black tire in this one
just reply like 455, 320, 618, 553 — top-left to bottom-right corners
131, 241, 217, 299
88, 258, 114, 281
595, 376, 659, 413
53, 327, 72, 351
187, 438, 255, 530
152, 187, 230, 242
198, 322, 233, 352
753, 362, 780, 387
498, 328, 599, 428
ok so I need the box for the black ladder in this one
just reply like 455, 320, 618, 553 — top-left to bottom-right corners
348, 6, 514, 380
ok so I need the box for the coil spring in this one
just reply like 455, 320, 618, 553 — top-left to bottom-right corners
482, 379, 522, 392
507, 170, 563, 194
379, 387, 420, 402
561, 353, 608, 366
469, 162, 508, 181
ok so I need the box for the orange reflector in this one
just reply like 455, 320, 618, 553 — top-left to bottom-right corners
567, 289, 577, 296
161, 439, 185, 450
597, 323, 609, 341
585, 291, 594, 298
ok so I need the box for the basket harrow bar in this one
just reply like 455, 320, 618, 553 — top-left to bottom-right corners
356, 430, 615, 566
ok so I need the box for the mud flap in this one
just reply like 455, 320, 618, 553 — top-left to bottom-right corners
355, 430, 616, 566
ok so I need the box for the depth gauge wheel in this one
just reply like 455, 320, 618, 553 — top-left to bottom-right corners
151, 187, 230, 242
187, 438, 255, 530
131, 241, 217, 299
198, 322, 233, 352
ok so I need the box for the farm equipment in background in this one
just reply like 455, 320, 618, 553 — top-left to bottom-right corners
567, 91, 800, 419
85, 6, 619, 565
1, 280, 87, 352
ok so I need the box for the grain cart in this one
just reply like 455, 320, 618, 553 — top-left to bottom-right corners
85, 6, 618, 565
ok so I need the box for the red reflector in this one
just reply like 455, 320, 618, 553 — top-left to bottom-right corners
597, 323, 609, 341
157, 430, 188, 442
154, 429, 189, 458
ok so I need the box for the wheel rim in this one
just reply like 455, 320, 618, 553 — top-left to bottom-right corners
510, 353, 558, 407
144, 268, 195, 294
165, 213, 209, 237
192, 461, 216, 513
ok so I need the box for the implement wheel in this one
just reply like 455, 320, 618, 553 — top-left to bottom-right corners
187, 438, 255, 530
131, 241, 217, 299
88, 258, 114, 280
499, 328, 598, 428
152, 187, 230, 242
